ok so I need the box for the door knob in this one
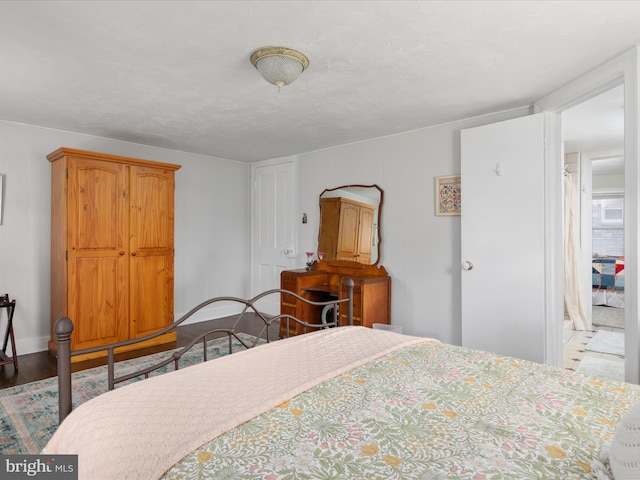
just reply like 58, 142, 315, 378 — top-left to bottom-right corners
462, 260, 474, 271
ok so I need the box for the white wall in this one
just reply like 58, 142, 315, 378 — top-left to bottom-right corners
296, 107, 532, 344
0, 106, 532, 354
593, 173, 624, 190
0, 120, 249, 355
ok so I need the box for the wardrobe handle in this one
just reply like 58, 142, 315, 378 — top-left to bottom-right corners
131, 252, 137, 256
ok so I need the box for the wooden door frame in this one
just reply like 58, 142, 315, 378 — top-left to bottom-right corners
536, 46, 639, 384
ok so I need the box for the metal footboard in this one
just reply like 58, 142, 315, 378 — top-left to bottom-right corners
54, 279, 354, 424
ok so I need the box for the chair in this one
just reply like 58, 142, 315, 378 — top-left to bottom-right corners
0, 294, 17, 370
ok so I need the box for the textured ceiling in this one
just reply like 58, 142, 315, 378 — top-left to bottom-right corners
0, 1, 638, 162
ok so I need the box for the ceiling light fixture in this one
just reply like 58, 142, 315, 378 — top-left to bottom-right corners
250, 46, 309, 90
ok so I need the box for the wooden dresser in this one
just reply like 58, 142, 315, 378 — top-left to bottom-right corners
280, 260, 391, 337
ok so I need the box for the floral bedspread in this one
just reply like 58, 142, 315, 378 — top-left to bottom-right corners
162, 341, 640, 479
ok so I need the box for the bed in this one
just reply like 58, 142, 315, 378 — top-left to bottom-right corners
45, 282, 640, 480
592, 255, 625, 308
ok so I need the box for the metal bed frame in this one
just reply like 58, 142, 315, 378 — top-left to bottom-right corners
54, 280, 354, 424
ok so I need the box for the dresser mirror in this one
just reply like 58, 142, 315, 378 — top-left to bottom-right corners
318, 184, 383, 265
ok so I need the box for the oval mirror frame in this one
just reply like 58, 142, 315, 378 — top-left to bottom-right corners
318, 184, 383, 265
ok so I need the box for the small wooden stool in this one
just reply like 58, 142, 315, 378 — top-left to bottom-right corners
0, 294, 17, 370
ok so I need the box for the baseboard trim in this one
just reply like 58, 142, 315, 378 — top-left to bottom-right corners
17, 304, 246, 355
13, 336, 50, 357
176, 303, 244, 326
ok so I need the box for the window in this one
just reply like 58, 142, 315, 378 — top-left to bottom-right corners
601, 197, 624, 224
592, 195, 624, 256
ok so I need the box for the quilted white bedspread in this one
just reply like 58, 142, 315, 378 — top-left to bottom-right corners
44, 326, 427, 480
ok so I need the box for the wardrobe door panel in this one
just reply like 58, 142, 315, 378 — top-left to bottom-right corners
72, 159, 126, 251
130, 254, 174, 338
336, 202, 360, 261
70, 256, 127, 348
130, 166, 174, 251
129, 165, 175, 338
357, 207, 375, 264
67, 158, 128, 349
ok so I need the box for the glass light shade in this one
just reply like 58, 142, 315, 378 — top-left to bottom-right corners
250, 47, 309, 88
255, 56, 304, 87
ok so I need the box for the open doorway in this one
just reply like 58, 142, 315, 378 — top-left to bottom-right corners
562, 85, 625, 381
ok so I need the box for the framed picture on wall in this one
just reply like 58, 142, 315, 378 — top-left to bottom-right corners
435, 174, 461, 216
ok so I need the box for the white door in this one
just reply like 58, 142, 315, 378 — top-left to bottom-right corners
251, 160, 297, 314
461, 113, 561, 364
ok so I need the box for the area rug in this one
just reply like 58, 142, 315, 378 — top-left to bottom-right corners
0, 333, 259, 455
585, 330, 625, 357
576, 356, 625, 382
592, 305, 625, 329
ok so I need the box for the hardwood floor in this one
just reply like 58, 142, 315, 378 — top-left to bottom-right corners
0, 315, 280, 390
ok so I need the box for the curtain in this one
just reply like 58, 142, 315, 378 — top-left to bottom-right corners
564, 172, 590, 331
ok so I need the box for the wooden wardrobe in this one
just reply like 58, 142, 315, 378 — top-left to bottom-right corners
318, 197, 376, 264
48, 148, 181, 361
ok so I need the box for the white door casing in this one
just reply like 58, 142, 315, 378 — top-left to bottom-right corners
579, 149, 624, 331
250, 159, 297, 314
536, 45, 639, 384
579, 152, 594, 329
461, 112, 563, 365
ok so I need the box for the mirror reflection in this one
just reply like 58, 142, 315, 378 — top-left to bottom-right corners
318, 185, 382, 265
